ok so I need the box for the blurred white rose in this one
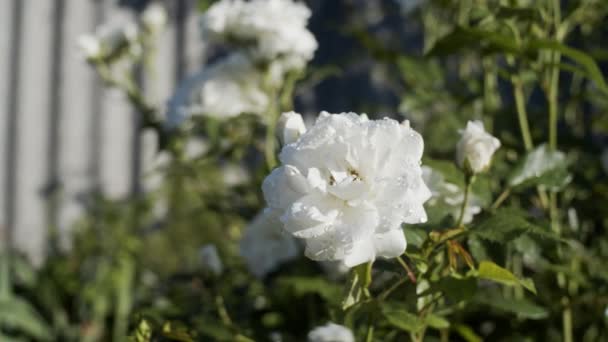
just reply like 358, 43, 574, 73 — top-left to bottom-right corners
277, 111, 307, 145
240, 209, 300, 278
78, 22, 141, 60
78, 34, 102, 59
319, 260, 350, 281
200, 0, 317, 69
142, 3, 168, 33
199, 244, 223, 276
422, 166, 482, 224
456, 120, 501, 174
167, 53, 269, 126
263, 112, 431, 267
308, 322, 354, 342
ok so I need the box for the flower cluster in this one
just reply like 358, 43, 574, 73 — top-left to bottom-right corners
78, 3, 167, 62
168, 0, 317, 125
200, 0, 317, 69
262, 111, 431, 267
168, 53, 271, 125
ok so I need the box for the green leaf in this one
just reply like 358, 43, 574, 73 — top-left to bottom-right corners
130, 319, 152, 342
0, 332, 28, 342
341, 264, 371, 310
431, 277, 477, 302
162, 321, 196, 342
526, 39, 608, 95
425, 314, 450, 329
381, 303, 424, 333
277, 276, 341, 304
470, 207, 561, 243
508, 144, 571, 191
476, 293, 549, 319
495, 6, 541, 21
477, 261, 536, 294
403, 226, 427, 248
453, 324, 482, 342
426, 27, 520, 57
195, 319, 233, 341
0, 296, 53, 340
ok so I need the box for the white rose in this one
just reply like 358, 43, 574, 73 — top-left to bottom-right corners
263, 112, 431, 267
239, 209, 300, 278
200, 0, 317, 66
277, 111, 307, 145
79, 22, 141, 60
166, 53, 269, 126
456, 120, 501, 173
142, 3, 168, 33
199, 244, 223, 276
308, 323, 354, 342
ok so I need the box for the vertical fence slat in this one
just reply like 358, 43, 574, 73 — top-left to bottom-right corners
0, 1, 13, 246
46, 0, 66, 248
99, 4, 136, 199
14, 0, 54, 264
184, 0, 205, 74
57, 0, 98, 247
141, 3, 176, 192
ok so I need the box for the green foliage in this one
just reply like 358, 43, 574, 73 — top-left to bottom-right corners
470, 207, 561, 243
477, 260, 537, 294
475, 292, 548, 319
508, 144, 571, 191
0, 296, 53, 341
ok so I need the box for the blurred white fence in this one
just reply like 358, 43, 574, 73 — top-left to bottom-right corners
0, 0, 204, 264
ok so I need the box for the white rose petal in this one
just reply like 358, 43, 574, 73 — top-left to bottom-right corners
199, 244, 223, 276
308, 322, 354, 342
77, 34, 101, 59
240, 209, 300, 278
456, 120, 501, 173
262, 111, 431, 267
277, 111, 307, 145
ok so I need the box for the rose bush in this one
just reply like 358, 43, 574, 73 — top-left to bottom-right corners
4, 1, 608, 341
